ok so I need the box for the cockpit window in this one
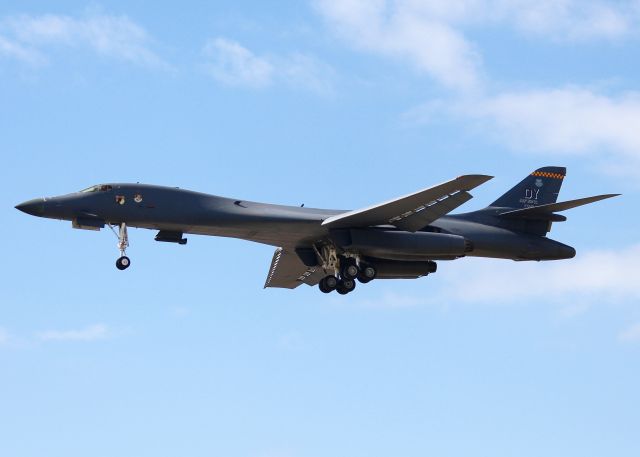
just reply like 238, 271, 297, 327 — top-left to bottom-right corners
79, 184, 113, 193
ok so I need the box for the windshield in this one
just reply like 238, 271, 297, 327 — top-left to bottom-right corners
79, 184, 113, 193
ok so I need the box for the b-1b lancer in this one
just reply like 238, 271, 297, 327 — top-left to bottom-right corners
16, 167, 618, 295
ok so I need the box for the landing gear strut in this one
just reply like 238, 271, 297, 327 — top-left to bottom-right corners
315, 245, 374, 295
110, 222, 131, 270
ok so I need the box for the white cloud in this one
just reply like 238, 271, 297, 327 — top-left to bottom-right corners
36, 323, 110, 342
0, 327, 10, 345
314, 0, 482, 90
204, 38, 274, 88
437, 244, 640, 308
315, 1, 640, 171
314, 1, 639, 90
460, 88, 640, 158
203, 37, 335, 94
316, 0, 638, 45
278, 52, 336, 94
618, 322, 640, 342
502, 0, 635, 41
354, 244, 639, 317
406, 87, 640, 176
0, 35, 44, 64
0, 12, 168, 68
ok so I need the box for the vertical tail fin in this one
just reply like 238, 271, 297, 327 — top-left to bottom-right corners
490, 166, 566, 209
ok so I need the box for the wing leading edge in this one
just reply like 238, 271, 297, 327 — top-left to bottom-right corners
322, 174, 493, 232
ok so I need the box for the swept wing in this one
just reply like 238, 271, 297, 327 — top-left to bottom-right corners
322, 174, 493, 232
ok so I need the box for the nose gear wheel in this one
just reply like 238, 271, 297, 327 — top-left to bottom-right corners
116, 256, 131, 270
108, 222, 131, 270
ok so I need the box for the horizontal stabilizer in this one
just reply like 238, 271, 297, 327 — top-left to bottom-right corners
322, 174, 493, 232
499, 194, 620, 218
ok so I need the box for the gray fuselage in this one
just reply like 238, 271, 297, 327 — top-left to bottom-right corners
17, 183, 575, 262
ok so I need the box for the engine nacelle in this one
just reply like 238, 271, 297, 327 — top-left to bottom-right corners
331, 228, 469, 261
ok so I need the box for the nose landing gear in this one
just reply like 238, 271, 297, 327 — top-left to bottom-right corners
109, 222, 131, 270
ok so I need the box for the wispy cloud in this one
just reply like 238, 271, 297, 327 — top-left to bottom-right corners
0, 12, 169, 69
501, 0, 636, 42
203, 37, 335, 94
460, 88, 640, 157
407, 87, 640, 176
0, 34, 44, 64
278, 52, 336, 94
0, 327, 10, 346
438, 244, 640, 310
316, 1, 640, 171
316, 0, 639, 46
314, 0, 639, 91
353, 244, 639, 316
618, 322, 640, 343
203, 38, 274, 88
36, 323, 110, 342
314, 0, 482, 90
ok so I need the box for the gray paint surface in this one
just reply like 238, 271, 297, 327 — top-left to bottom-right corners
15, 167, 619, 291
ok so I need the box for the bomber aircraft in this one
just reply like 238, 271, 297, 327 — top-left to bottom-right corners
16, 167, 618, 295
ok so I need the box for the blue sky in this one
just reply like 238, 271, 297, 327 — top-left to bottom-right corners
1, 1, 639, 456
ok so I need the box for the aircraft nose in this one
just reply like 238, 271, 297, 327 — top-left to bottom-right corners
15, 198, 45, 216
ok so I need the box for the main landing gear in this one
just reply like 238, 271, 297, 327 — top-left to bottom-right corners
317, 248, 377, 295
109, 222, 131, 270
319, 274, 358, 295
